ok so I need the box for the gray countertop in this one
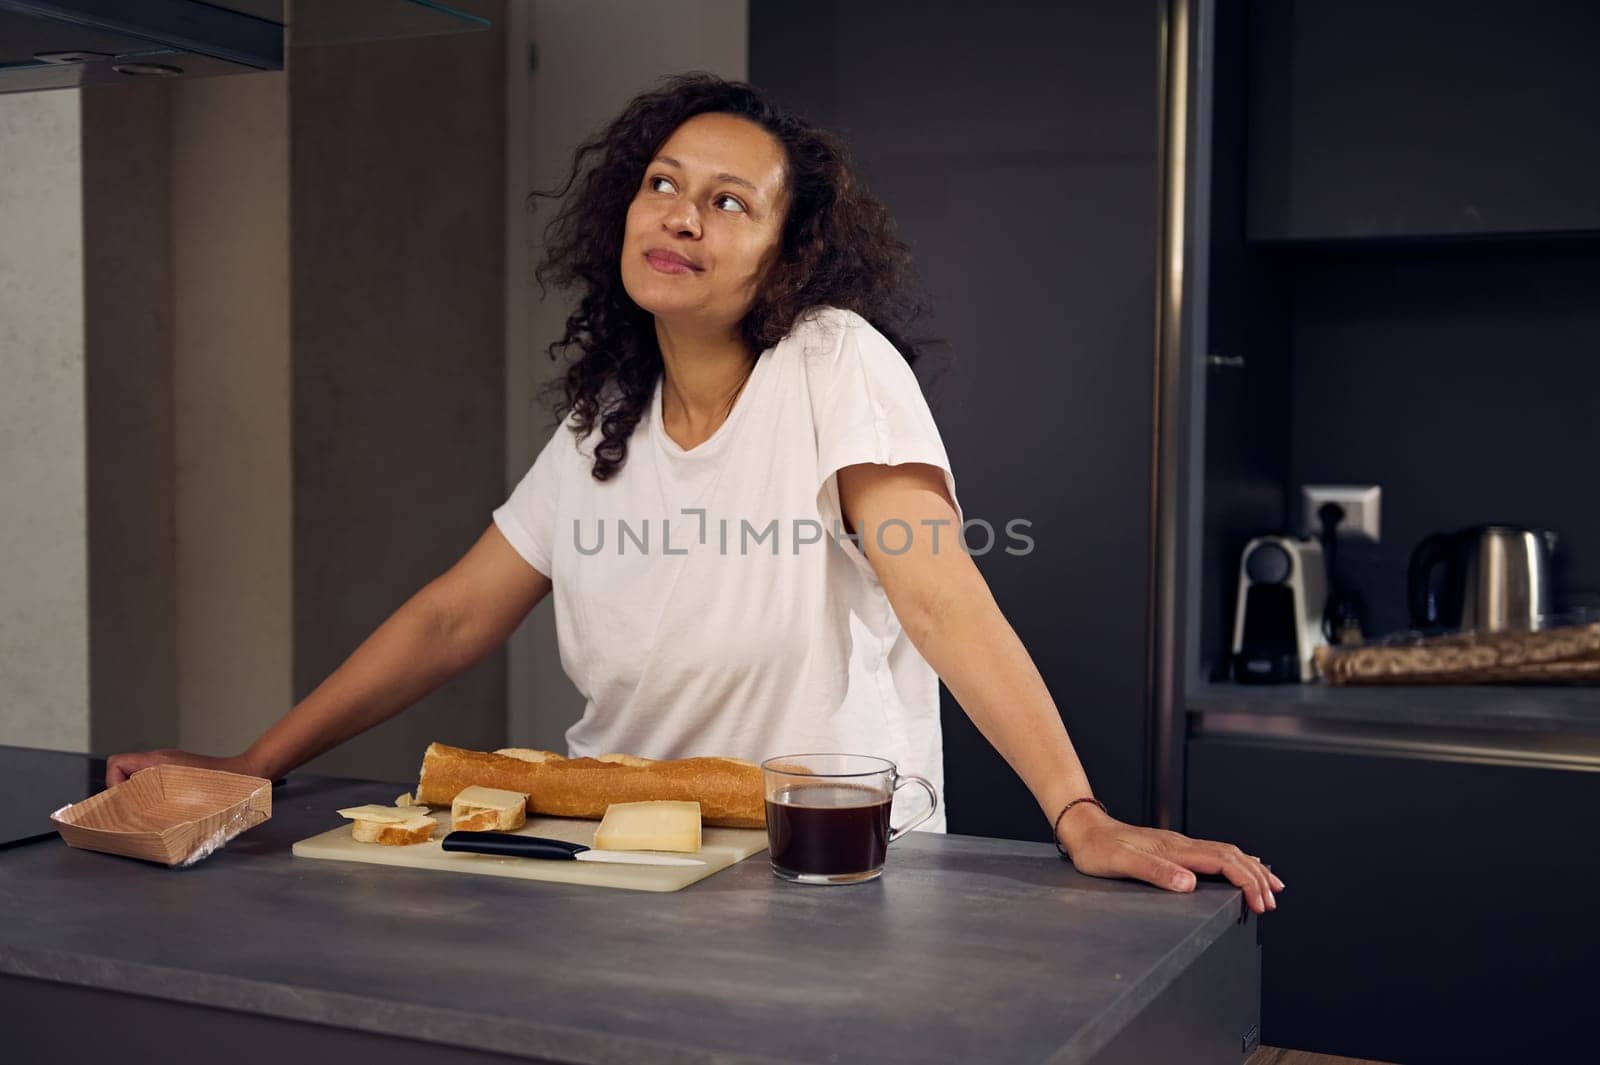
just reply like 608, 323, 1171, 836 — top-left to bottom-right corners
0, 765, 1247, 1065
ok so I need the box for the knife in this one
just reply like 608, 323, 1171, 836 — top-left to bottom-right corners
440, 831, 706, 866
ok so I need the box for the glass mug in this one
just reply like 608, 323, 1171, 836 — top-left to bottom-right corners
760, 753, 938, 885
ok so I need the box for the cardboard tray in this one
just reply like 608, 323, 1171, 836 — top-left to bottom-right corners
51, 764, 272, 866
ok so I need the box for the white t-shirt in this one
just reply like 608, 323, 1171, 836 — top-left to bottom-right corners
493, 305, 962, 832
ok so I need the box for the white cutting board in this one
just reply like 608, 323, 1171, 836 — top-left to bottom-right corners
291, 808, 769, 892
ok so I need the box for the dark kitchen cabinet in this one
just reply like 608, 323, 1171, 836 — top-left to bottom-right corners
1185, 732, 1597, 1064
1196, 0, 1600, 663
1187, 4, 1600, 1060
1246, 0, 1600, 242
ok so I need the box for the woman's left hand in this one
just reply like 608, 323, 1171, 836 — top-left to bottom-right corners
1054, 804, 1284, 914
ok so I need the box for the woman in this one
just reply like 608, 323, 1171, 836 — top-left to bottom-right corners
108, 73, 1282, 914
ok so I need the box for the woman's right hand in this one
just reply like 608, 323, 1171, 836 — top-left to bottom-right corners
104, 748, 260, 788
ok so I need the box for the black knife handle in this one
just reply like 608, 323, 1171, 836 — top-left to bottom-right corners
440, 832, 589, 860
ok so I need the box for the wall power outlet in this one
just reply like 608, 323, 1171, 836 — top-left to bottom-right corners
1302, 485, 1381, 541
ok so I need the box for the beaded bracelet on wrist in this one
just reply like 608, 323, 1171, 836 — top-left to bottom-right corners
1051, 797, 1108, 859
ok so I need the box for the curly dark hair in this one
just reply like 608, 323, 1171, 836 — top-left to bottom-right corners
529, 71, 941, 481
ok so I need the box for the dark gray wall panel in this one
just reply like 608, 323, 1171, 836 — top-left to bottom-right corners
753, 0, 1161, 837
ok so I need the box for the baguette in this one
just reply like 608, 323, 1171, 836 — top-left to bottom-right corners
417, 742, 765, 828
499, 745, 656, 764
493, 747, 564, 763
596, 752, 657, 767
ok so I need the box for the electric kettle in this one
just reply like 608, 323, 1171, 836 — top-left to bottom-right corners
1407, 524, 1557, 633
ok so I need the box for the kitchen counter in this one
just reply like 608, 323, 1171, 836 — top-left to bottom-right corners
0, 754, 1260, 1065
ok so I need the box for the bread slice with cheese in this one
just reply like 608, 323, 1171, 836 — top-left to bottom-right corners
338, 804, 436, 845
450, 785, 528, 832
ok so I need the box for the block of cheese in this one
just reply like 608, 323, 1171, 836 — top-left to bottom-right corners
593, 800, 702, 853
337, 804, 435, 845
450, 785, 527, 832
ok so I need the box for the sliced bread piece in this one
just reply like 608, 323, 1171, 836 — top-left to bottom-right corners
338, 803, 436, 846
450, 784, 528, 832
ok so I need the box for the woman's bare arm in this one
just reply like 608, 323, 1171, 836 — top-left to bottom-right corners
836, 460, 1285, 914
106, 524, 550, 784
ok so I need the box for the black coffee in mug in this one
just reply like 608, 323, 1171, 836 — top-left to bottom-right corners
766, 783, 891, 876
759, 753, 939, 885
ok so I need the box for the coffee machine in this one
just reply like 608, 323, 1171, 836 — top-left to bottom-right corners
1230, 536, 1327, 683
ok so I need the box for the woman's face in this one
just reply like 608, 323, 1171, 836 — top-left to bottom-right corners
621, 112, 789, 333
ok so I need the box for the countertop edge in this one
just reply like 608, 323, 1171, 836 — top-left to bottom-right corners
0, 946, 804, 1065
1040, 898, 1246, 1065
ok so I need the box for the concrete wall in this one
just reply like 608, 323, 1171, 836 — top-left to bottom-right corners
4, 12, 510, 777
79, 72, 292, 764
506, 0, 748, 753
80, 82, 178, 758
2, 0, 748, 772
290, 2, 511, 779
0, 91, 88, 753
169, 72, 292, 759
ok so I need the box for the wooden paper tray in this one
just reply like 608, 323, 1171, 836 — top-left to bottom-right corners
50, 764, 272, 866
